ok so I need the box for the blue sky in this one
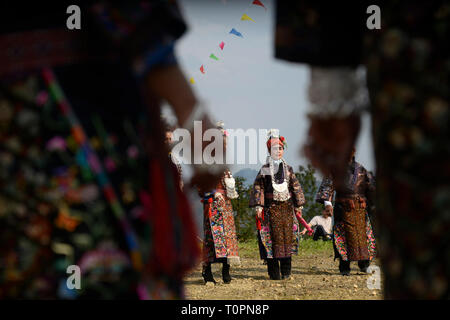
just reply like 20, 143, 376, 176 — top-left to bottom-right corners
164, 0, 375, 174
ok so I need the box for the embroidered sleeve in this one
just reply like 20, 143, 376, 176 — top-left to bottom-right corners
249, 170, 265, 208
289, 166, 306, 208
213, 192, 226, 211
316, 177, 335, 203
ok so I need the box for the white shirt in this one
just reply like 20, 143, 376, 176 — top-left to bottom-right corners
309, 215, 333, 234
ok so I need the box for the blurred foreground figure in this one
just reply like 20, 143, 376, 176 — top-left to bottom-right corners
275, 1, 449, 298
0, 1, 221, 299
163, 121, 183, 190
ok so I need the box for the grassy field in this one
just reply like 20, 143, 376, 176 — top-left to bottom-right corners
238, 237, 333, 257
184, 238, 383, 300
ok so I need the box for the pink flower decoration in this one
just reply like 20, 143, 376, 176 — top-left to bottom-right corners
127, 145, 139, 159
78, 245, 130, 275
87, 154, 102, 173
46, 136, 67, 151
104, 157, 116, 172
35, 91, 49, 106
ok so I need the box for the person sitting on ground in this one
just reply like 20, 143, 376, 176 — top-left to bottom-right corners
301, 201, 333, 241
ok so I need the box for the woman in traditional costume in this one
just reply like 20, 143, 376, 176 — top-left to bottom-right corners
315, 148, 376, 276
249, 130, 306, 280
199, 122, 240, 284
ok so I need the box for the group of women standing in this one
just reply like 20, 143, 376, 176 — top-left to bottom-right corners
198, 126, 378, 283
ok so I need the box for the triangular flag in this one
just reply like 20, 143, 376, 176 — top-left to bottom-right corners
219, 41, 225, 50
252, 0, 266, 10
229, 28, 243, 38
189, 77, 195, 84
241, 14, 254, 22
200, 65, 205, 74
209, 54, 219, 61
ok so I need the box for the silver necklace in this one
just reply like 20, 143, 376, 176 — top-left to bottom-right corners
269, 158, 290, 201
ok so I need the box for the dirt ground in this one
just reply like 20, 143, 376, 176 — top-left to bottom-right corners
184, 240, 383, 300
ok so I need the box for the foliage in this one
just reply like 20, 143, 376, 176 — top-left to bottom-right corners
295, 164, 323, 223
238, 238, 333, 258
230, 176, 256, 241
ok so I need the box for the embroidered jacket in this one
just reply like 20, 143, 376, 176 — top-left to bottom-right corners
249, 162, 305, 209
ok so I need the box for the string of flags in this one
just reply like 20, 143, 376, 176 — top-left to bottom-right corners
252, 0, 266, 10
241, 14, 254, 22
190, 0, 266, 84
209, 53, 219, 61
229, 28, 243, 38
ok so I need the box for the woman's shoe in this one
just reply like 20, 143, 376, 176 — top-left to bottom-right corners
202, 264, 216, 284
280, 258, 292, 280
222, 263, 231, 284
358, 260, 370, 273
267, 259, 281, 280
339, 259, 351, 276
269, 273, 281, 280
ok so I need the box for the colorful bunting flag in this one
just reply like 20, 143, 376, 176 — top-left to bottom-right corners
191, 2, 270, 79
241, 14, 254, 22
229, 28, 243, 38
252, 0, 266, 10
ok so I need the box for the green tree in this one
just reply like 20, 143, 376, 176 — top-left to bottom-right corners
295, 164, 323, 223
231, 176, 255, 241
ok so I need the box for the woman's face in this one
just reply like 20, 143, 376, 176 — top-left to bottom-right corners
270, 145, 284, 160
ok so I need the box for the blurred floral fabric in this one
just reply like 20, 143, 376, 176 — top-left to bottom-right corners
276, 0, 449, 298
0, 0, 199, 299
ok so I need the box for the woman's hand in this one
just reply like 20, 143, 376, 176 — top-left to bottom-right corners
256, 207, 263, 220
145, 65, 225, 191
